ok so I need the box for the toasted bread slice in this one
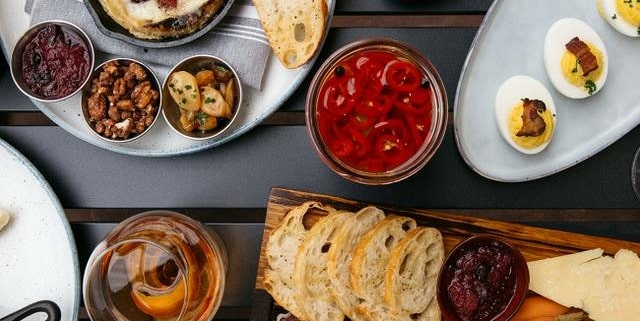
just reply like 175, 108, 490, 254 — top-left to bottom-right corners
252, 0, 328, 68
384, 227, 444, 320
326, 207, 386, 321
350, 215, 417, 315
264, 201, 333, 320
293, 210, 353, 321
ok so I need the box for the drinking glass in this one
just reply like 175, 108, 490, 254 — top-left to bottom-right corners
83, 211, 228, 321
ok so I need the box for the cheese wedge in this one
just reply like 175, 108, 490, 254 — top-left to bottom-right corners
0, 209, 9, 231
528, 248, 640, 321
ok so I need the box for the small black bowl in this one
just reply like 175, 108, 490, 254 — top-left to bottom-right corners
83, 0, 235, 48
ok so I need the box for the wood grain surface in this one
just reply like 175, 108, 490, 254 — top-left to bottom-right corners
255, 187, 640, 291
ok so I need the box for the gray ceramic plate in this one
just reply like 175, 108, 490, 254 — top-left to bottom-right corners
83, 0, 235, 48
0, 138, 79, 321
0, 0, 335, 157
454, 0, 640, 182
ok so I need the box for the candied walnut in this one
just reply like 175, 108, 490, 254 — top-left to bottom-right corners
116, 99, 134, 111
131, 81, 155, 108
102, 61, 119, 75
113, 78, 127, 98
121, 111, 132, 119
86, 60, 157, 140
124, 63, 147, 81
108, 106, 121, 121
88, 93, 107, 121
98, 71, 114, 86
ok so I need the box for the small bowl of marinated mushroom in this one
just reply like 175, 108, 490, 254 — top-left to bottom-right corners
162, 55, 242, 140
82, 58, 162, 143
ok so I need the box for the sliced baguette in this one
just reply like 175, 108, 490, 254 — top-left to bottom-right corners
264, 201, 333, 320
350, 215, 417, 317
293, 210, 353, 321
252, 0, 328, 68
326, 206, 386, 321
384, 227, 444, 321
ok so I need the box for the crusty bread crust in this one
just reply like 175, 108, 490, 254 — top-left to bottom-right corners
264, 202, 333, 320
384, 227, 444, 321
350, 215, 417, 317
252, 0, 328, 68
326, 207, 385, 321
293, 210, 352, 321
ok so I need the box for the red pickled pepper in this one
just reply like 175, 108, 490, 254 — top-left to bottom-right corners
316, 50, 434, 172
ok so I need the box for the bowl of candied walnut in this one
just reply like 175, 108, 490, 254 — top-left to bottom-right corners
82, 58, 161, 143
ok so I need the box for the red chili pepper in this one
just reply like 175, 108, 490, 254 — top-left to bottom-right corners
375, 134, 409, 167
330, 137, 354, 158
320, 78, 356, 116
393, 90, 431, 114
348, 127, 371, 158
385, 60, 422, 92
355, 94, 392, 117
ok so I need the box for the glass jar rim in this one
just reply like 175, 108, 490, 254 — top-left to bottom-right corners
305, 38, 448, 185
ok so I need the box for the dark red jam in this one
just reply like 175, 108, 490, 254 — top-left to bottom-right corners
315, 50, 433, 173
21, 24, 91, 99
442, 239, 516, 321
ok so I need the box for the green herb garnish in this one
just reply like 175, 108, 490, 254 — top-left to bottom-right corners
177, 88, 184, 94
571, 59, 579, 74
169, 83, 175, 88
195, 112, 208, 126
181, 98, 187, 104
612, 13, 617, 20
185, 85, 193, 90
215, 65, 228, 73
585, 80, 597, 95
204, 97, 216, 104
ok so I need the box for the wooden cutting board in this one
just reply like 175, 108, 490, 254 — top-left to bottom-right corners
251, 187, 640, 320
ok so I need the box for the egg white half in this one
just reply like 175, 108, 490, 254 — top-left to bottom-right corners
544, 18, 609, 99
495, 75, 557, 155
598, 0, 640, 37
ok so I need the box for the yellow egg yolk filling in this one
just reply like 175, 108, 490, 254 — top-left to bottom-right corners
561, 43, 604, 92
508, 102, 554, 150
616, 0, 640, 26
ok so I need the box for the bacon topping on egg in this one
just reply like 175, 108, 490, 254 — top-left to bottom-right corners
516, 98, 547, 137
565, 37, 599, 76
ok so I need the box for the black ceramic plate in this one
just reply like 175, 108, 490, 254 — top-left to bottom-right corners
83, 0, 235, 48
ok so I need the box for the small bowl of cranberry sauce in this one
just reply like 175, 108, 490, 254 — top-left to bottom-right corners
11, 20, 95, 102
437, 235, 529, 321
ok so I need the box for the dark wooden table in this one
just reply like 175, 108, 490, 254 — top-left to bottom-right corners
1, 0, 639, 320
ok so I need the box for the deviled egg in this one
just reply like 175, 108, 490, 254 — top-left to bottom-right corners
544, 18, 608, 99
598, 0, 640, 37
495, 75, 556, 155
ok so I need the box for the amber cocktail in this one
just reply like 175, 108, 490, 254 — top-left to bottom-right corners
83, 211, 227, 321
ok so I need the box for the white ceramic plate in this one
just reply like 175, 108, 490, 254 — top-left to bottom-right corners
0, 0, 335, 157
0, 138, 79, 321
454, 0, 640, 182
